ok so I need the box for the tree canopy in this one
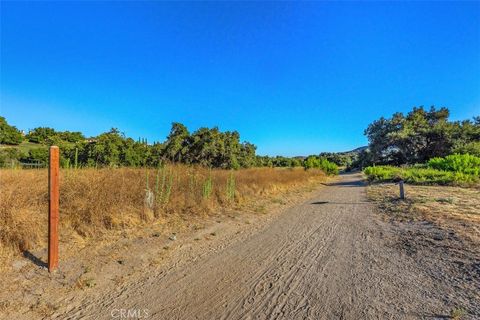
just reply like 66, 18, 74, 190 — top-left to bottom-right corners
0, 117, 23, 145
0, 121, 262, 169
26, 127, 84, 144
360, 106, 479, 166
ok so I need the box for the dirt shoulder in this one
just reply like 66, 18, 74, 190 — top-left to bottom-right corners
367, 182, 480, 319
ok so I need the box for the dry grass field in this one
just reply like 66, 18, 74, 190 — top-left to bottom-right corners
367, 183, 480, 318
0, 166, 327, 267
367, 183, 480, 244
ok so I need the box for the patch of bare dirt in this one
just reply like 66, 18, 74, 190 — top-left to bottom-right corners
368, 183, 480, 318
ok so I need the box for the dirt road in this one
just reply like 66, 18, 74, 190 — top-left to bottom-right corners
61, 173, 474, 319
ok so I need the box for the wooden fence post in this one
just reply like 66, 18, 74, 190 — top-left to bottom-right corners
48, 146, 59, 272
399, 180, 405, 200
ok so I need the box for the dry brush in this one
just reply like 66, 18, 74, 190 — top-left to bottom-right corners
0, 166, 326, 262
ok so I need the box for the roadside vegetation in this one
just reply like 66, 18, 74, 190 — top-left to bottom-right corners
351, 106, 479, 169
428, 153, 480, 175
0, 166, 328, 263
351, 106, 479, 186
363, 154, 480, 186
0, 116, 340, 172
0, 116, 338, 265
303, 155, 339, 174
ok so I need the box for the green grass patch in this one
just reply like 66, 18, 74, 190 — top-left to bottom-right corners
0, 141, 46, 153
363, 165, 479, 186
364, 154, 480, 186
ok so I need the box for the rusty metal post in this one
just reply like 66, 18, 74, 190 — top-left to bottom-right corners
48, 146, 59, 272
399, 180, 405, 200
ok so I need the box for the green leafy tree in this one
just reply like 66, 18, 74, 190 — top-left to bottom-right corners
26, 127, 56, 143
164, 123, 190, 163
238, 142, 256, 168
86, 128, 125, 167
0, 116, 23, 145
364, 106, 479, 166
147, 142, 165, 167
186, 127, 223, 167
453, 141, 480, 157
58, 131, 85, 143
219, 131, 241, 169
0, 116, 263, 169
318, 152, 354, 167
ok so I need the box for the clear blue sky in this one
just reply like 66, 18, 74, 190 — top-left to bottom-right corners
1, 1, 479, 156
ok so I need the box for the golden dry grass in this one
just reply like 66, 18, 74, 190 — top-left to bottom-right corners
367, 183, 480, 243
0, 166, 327, 263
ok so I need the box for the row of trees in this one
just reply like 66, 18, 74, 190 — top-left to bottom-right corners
0, 122, 258, 169
318, 151, 358, 167
2, 119, 330, 169
12, 106, 472, 171
303, 156, 339, 175
26, 127, 85, 144
255, 155, 303, 168
161, 123, 257, 169
354, 106, 480, 167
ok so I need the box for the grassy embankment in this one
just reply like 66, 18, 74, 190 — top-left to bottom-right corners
0, 166, 328, 265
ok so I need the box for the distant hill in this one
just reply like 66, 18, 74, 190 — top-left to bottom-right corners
341, 146, 368, 154
292, 146, 368, 160
303, 146, 369, 167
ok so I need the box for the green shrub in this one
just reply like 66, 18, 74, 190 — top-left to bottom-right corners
428, 154, 480, 175
0, 148, 26, 167
303, 156, 339, 175
363, 165, 479, 186
364, 154, 480, 186
20, 148, 49, 165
